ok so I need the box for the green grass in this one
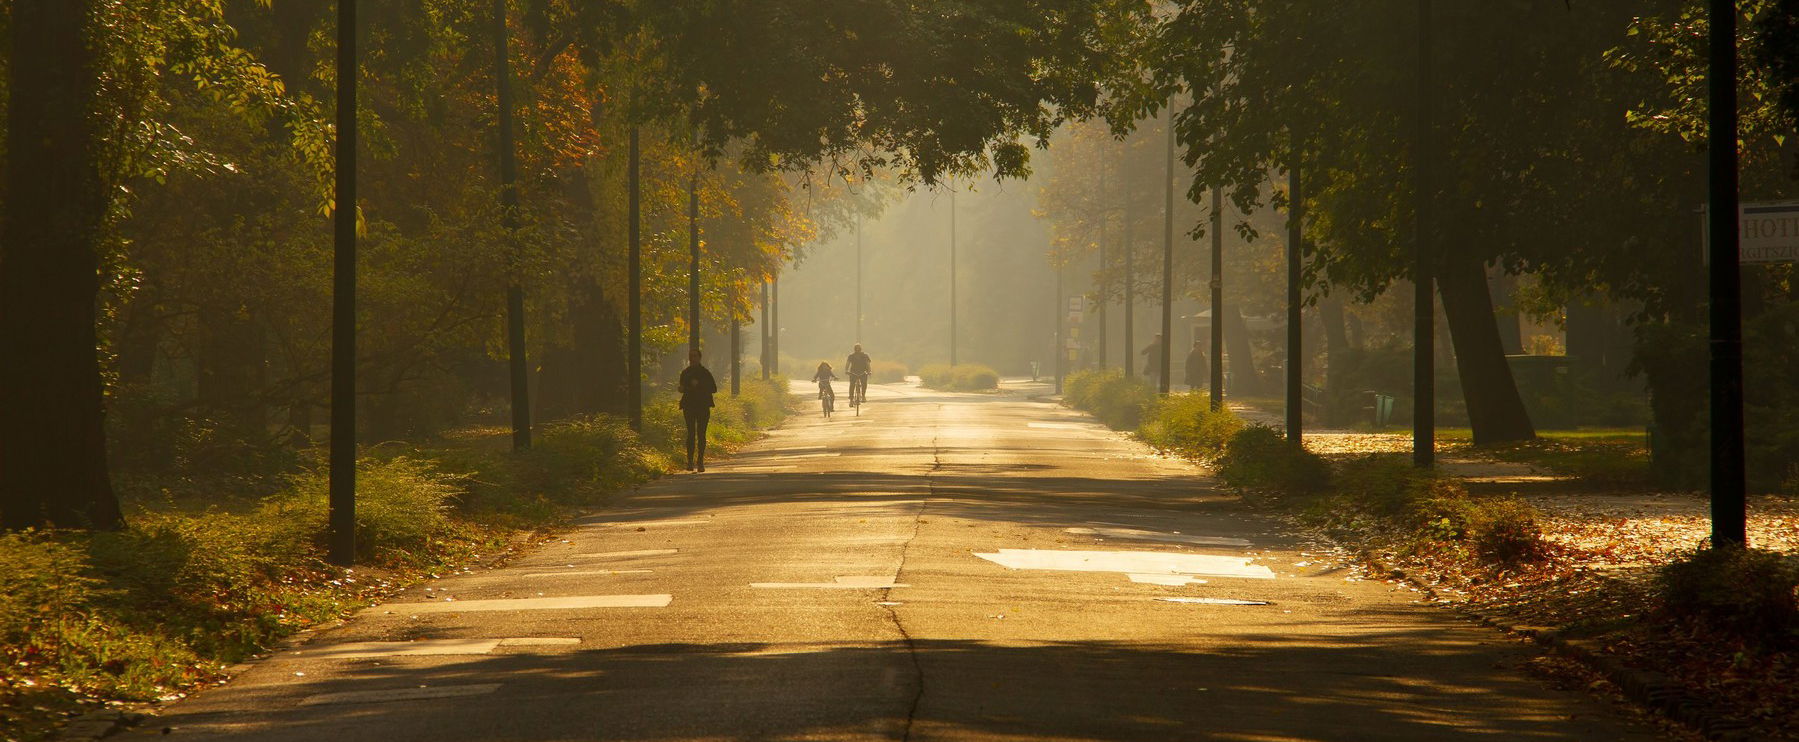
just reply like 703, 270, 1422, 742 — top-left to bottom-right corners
0, 383, 789, 741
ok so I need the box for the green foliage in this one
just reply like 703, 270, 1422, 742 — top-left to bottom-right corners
266, 457, 464, 565
1659, 547, 1799, 646
1326, 457, 1548, 566
1216, 426, 1330, 495
515, 416, 670, 504
1063, 368, 1154, 429
1138, 393, 1242, 462
919, 363, 1000, 392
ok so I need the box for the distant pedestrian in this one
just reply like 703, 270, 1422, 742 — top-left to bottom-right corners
1185, 340, 1208, 391
679, 348, 718, 472
1140, 334, 1164, 380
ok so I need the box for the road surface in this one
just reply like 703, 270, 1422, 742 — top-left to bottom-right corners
140, 381, 1663, 741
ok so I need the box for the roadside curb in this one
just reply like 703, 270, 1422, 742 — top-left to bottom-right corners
1361, 553, 1755, 741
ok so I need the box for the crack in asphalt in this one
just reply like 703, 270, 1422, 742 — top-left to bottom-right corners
876, 404, 938, 742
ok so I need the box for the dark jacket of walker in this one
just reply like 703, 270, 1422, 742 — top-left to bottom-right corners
679, 365, 718, 410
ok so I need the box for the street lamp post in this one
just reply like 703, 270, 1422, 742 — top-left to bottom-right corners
1210, 187, 1224, 411
1160, 114, 1175, 395
950, 188, 958, 366
627, 126, 643, 431
1709, 0, 1747, 547
494, 0, 530, 452
1413, 0, 1436, 469
328, 0, 358, 566
1286, 149, 1304, 443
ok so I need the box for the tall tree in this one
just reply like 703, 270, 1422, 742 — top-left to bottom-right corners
0, 0, 123, 529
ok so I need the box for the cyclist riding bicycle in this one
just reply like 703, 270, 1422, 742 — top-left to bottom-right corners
845, 344, 871, 405
812, 361, 838, 417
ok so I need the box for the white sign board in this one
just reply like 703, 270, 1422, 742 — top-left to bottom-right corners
1703, 201, 1799, 263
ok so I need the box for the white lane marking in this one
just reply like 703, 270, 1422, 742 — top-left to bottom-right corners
588, 518, 710, 528
727, 465, 799, 472
751, 575, 908, 589
1158, 597, 1269, 606
1066, 527, 1252, 548
1128, 573, 1209, 586
973, 549, 1275, 580
299, 684, 501, 706
518, 569, 653, 578
568, 549, 679, 560
1027, 422, 1099, 430
368, 595, 671, 615
302, 639, 501, 659
497, 637, 581, 647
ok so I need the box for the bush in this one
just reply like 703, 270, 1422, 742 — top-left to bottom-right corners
1659, 547, 1799, 644
267, 456, 465, 563
1217, 425, 1331, 495
1138, 393, 1243, 462
920, 363, 1000, 392
1329, 457, 1548, 564
871, 360, 909, 383
1063, 368, 1155, 429
516, 415, 668, 503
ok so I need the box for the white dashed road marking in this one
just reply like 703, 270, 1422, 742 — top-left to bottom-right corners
517, 569, 653, 578
751, 576, 909, 589
367, 595, 672, 615
973, 549, 1275, 580
1066, 527, 1252, 548
301, 639, 501, 659
568, 549, 678, 560
1127, 573, 1209, 586
1158, 597, 1270, 606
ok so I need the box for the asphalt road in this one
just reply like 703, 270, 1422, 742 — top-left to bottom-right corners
141, 381, 1665, 741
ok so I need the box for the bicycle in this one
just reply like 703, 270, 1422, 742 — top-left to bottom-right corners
819, 382, 835, 418
848, 372, 869, 413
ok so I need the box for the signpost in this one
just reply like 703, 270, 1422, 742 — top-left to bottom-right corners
1702, 201, 1799, 263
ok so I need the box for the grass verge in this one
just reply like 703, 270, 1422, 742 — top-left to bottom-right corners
0, 377, 789, 741
918, 364, 999, 392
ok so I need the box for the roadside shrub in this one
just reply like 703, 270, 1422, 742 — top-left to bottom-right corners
268, 456, 464, 563
920, 363, 1000, 392
1468, 498, 1547, 564
871, 360, 909, 383
520, 415, 668, 502
1062, 368, 1155, 429
1217, 425, 1330, 494
0, 531, 96, 647
1659, 547, 1799, 644
1139, 393, 1242, 462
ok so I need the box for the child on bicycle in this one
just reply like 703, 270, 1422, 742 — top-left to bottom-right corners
812, 361, 837, 400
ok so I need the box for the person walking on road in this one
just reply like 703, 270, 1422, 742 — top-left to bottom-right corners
1139, 333, 1164, 381
679, 348, 718, 472
1185, 340, 1208, 392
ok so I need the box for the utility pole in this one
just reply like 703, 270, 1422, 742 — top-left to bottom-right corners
1056, 261, 1066, 394
1123, 148, 1135, 378
1413, 0, 1436, 469
1160, 115, 1175, 395
856, 213, 864, 342
1210, 187, 1224, 411
1286, 149, 1304, 443
949, 187, 958, 366
1709, 0, 1747, 547
760, 280, 770, 380
688, 168, 700, 354
1097, 160, 1109, 371
627, 126, 643, 431
493, 0, 530, 452
328, 0, 358, 567
772, 277, 780, 375
730, 310, 741, 396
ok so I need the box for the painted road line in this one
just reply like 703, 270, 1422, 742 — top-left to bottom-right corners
568, 549, 679, 560
517, 568, 654, 578
1066, 527, 1252, 548
366, 594, 672, 615
751, 575, 909, 589
1026, 422, 1099, 430
299, 684, 501, 707
1127, 573, 1208, 586
727, 465, 799, 472
300, 639, 500, 659
497, 637, 581, 647
1158, 597, 1270, 606
973, 549, 1275, 580
586, 518, 710, 529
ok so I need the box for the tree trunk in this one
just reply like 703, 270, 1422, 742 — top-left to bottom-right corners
1438, 253, 1536, 444
0, 0, 124, 529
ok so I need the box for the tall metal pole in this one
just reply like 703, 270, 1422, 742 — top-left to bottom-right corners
730, 312, 741, 396
1160, 115, 1175, 395
1413, 0, 1436, 469
627, 126, 643, 430
1286, 151, 1304, 442
1123, 150, 1135, 377
1709, 0, 1747, 547
328, 0, 358, 567
494, 0, 530, 452
949, 188, 958, 366
856, 213, 863, 342
1056, 261, 1066, 394
688, 170, 700, 353
1210, 187, 1224, 411
1097, 161, 1109, 371
760, 280, 770, 380
772, 277, 780, 374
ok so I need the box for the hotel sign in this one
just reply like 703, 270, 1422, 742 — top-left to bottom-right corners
1705, 201, 1799, 263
